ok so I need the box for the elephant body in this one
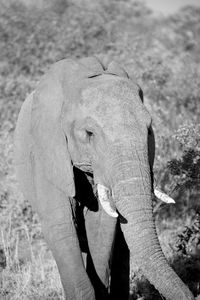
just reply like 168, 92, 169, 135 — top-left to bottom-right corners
14, 56, 194, 300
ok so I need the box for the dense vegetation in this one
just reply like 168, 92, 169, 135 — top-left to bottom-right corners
0, 0, 199, 299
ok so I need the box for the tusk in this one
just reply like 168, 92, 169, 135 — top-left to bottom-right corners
97, 184, 118, 218
154, 188, 175, 204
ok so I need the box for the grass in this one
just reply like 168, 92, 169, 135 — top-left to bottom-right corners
0, 235, 64, 299
0, 127, 64, 299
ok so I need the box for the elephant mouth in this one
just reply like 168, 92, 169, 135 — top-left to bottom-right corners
74, 162, 93, 174
73, 165, 118, 216
73, 166, 98, 211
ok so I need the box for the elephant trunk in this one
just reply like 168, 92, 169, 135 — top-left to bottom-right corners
110, 143, 194, 300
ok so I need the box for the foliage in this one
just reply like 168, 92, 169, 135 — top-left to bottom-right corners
175, 212, 200, 257
165, 212, 200, 297
167, 124, 200, 200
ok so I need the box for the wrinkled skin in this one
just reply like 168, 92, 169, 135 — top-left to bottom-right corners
14, 56, 194, 300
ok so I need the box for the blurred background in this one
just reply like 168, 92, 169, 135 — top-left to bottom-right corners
0, 0, 199, 299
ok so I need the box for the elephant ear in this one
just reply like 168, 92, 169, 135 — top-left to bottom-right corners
31, 64, 75, 196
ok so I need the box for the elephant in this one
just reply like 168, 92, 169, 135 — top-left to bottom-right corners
14, 56, 195, 300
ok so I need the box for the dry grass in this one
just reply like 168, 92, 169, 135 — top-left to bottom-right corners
0, 125, 63, 299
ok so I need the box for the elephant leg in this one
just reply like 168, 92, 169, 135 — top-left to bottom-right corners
85, 206, 117, 300
86, 253, 109, 300
32, 156, 95, 300
110, 221, 130, 300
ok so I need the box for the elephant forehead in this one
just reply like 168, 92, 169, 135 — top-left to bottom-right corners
80, 78, 149, 127
82, 77, 138, 102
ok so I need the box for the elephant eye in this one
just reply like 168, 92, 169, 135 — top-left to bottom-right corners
75, 127, 95, 144
86, 130, 94, 142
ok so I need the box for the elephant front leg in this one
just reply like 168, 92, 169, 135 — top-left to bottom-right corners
33, 159, 95, 300
85, 206, 117, 300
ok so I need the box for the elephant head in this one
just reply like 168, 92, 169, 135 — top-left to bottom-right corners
14, 56, 194, 300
